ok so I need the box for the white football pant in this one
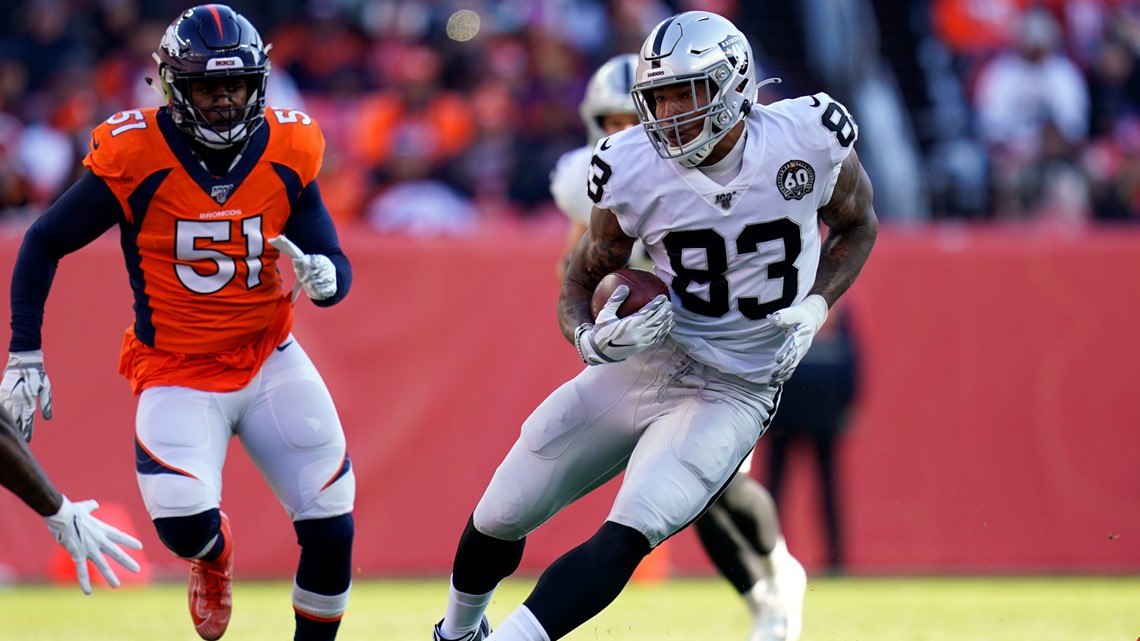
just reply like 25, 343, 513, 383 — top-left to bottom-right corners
474, 337, 777, 547
135, 335, 354, 522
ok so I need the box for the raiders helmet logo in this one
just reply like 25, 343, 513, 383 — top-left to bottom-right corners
776, 159, 815, 201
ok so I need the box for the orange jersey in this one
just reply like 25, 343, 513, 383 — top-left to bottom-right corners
83, 107, 324, 393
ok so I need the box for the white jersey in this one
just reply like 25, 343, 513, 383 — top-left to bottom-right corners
550, 145, 594, 226
551, 141, 652, 269
591, 92, 857, 384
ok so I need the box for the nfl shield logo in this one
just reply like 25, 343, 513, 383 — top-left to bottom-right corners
210, 184, 234, 205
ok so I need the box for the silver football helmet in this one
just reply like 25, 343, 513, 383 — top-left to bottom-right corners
632, 12, 757, 167
580, 53, 638, 144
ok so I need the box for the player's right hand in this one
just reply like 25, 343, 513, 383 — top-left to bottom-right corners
44, 497, 143, 595
269, 235, 337, 301
0, 350, 53, 442
575, 285, 675, 365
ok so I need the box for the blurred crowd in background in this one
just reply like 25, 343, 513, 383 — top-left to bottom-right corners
3, 0, 1140, 233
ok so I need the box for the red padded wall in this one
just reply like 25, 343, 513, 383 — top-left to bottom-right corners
0, 224, 1136, 581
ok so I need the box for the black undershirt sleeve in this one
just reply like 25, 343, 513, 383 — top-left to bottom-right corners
280, 179, 352, 307
9, 171, 125, 351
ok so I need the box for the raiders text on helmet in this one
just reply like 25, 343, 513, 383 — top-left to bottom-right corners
632, 12, 757, 167
153, 4, 270, 147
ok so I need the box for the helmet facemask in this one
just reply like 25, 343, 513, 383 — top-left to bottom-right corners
159, 65, 267, 147
634, 65, 740, 167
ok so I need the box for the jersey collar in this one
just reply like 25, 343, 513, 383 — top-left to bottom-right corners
156, 109, 269, 201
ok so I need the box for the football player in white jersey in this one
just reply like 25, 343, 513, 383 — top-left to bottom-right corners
550, 53, 809, 641
433, 11, 877, 641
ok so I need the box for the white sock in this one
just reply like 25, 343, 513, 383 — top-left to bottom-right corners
743, 580, 769, 616
489, 606, 551, 641
441, 576, 495, 639
745, 536, 790, 615
292, 581, 351, 621
760, 536, 789, 578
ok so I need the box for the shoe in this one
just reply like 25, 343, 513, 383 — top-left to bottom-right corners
433, 615, 491, 641
188, 511, 233, 641
749, 548, 806, 641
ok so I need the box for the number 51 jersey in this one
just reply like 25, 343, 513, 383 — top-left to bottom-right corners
590, 92, 857, 385
84, 107, 323, 392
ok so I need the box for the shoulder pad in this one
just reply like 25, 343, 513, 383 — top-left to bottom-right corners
264, 107, 326, 185
84, 108, 165, 181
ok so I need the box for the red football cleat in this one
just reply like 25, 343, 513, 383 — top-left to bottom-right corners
188, 512, 233, 640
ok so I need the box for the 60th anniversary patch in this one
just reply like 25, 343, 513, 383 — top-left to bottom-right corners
776, 159, 815, 201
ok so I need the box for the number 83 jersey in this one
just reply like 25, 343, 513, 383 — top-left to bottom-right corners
589, 92, 857, 384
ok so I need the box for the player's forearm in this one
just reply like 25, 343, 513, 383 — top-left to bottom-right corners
558, 277, 596, 343
810, 214, 878, 307
0, 415, 63, 516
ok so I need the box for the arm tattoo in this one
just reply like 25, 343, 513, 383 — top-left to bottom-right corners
813, 149, 879, 306
558, 206, 634, 341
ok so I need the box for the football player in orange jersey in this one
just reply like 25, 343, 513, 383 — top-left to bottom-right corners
0, 6, 354, 641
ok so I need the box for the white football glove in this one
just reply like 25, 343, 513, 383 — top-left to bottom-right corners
269, 235, 337, 301
1, 350, 53, 442
767, 294, 829, 385
575, 285, 675, 366
44, 497, 143, 595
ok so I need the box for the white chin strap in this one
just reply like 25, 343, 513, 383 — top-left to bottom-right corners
195, 123, 248, 148
674, 121, 728, 168
677, 139, 718, 168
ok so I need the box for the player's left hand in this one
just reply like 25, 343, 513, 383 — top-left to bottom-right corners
44, 497, 143, 595
767, 294, 829, 385
269, 235, 337, 301
1, 350, 53, 442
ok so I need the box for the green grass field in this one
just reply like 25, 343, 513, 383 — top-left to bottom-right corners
1, 576, 1136, 640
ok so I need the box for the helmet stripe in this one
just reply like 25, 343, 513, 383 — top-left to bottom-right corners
651, 15, 677, 57
206, 4, 225, 38
622, 56, 633, 92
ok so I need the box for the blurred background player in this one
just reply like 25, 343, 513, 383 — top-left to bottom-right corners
549, 52, 806, 641
434, 10, 876, 641
0, 403, 142, 594
550, 54, 642, 280
764, 302, 860, 574
0, 5, 355, 641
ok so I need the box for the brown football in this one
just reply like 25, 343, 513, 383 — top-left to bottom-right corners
591, 268, 670, 319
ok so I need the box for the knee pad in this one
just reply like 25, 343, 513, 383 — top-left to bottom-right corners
593, 521, 652, 566
453, 514, 526, 595
153, 509, 220, 559
295, 513, 355, 550
294, 513, 354, 594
